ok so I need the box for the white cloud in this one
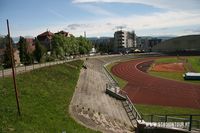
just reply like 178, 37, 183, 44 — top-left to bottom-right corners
7, 0, 200, 37
62, 10, 200, 37
10, 10, 200, 37
72, 0, 200, 12
77, 4, 115, 16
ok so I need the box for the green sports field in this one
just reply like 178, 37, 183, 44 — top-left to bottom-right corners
149, 56, 200, 84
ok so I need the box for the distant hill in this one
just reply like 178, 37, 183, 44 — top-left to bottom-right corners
138, 36, 175, 41
156, 36, 175, 41
152, 35, 200, 52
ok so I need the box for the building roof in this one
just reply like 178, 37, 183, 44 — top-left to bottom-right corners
56, 30, 69, 35
25, 38, 34, 44
55, 30, 74, 37
37, 31, 54, 37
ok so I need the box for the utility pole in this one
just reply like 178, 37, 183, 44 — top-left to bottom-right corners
6, 19, 21, 116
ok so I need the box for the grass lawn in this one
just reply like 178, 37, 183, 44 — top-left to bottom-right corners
149, 71, 200, 84
135, 104, 200, 122
187, 57, 200, 72
154, 57, 179, 64
0, 60, 99, 133
105, 62, 127, 89
149, 56, 200, 84
135, 104, 200, 115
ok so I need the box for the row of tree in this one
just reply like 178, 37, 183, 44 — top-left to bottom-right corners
0, 34, 93, 68
0, 36, 14, 68
51, 34, 92, 58
18, 37, 46, 65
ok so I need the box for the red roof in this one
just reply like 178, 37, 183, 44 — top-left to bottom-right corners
57, 30, 69, 34
37, 31, 54, 37
55, 30, 69, 36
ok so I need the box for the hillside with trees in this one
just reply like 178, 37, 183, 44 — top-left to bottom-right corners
152, 35, 200, 53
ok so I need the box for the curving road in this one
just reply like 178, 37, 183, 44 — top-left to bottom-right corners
112, 58, 200, 109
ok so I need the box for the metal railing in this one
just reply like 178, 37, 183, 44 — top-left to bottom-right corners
125, 95, 142, 121
103, 63, 119, 87
0, 59, 77, 78
103, 62, 142, 127
142, 114, 200, 131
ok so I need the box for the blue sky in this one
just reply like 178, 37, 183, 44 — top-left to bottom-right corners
0, 0, 200, 37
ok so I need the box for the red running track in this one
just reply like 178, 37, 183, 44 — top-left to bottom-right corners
111, 58, 200, 109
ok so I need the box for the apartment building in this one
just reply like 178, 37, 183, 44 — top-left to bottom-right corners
114, 30, 136, 52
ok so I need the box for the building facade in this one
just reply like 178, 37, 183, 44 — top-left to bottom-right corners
114, 30, 136, 52
25, 38, 35, 54
137, 37, 162, 52
55, 30, 74, 37
37, 31, 54, 51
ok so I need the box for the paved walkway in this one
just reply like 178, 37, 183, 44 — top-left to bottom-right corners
0, 60, 70, 77
70, 57, 134, 133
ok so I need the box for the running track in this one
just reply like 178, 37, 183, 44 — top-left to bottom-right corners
111, 58, 200, 109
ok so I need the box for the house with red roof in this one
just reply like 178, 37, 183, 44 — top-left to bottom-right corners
37, 31, 54, 51
25, 38, 35, 54
55, 30, 74, 37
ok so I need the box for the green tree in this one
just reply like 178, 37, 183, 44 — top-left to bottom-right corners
18, 36, 35, 65
25, 52, 34, 64
70, 37, 79, 55
63, 37, 71, 56
18, 36, 27, 64
77, 36, 92, 54
0, 36, 5, 49
51, 34, 93, 58
52, 34, 65, 58
3, 36, 14, 68
34, 38, 46, 63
